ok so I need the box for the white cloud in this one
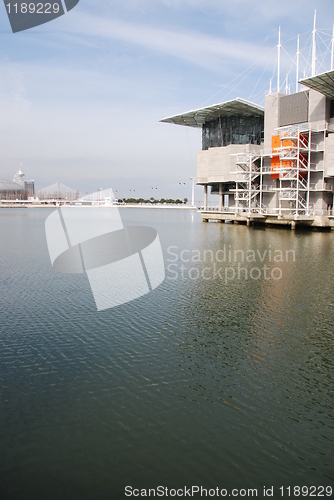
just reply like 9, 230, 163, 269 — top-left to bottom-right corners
63, 12, 273, 71
81, 0, 332, 31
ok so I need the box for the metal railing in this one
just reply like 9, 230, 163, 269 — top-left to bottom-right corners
309, 182, 334, 192
200, 205, 333, 217
277, 122, 334, 133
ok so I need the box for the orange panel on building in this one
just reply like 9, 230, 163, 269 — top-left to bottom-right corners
271, 135, 281, 151
271, 156, 280, 179
282, 138, 292, 149
271, 135, 281, 178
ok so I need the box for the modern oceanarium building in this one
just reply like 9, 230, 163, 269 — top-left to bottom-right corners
161, 25, 334, 228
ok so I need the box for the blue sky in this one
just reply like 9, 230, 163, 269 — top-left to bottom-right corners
0, 0, 333, 200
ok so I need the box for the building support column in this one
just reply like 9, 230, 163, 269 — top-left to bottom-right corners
219, 183, 223, 212
260, 156, 263, 213
248, 157, 252, 215
204, 185, 208, 211
236, 182, 239, 214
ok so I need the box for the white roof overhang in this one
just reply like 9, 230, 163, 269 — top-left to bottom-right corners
300, 70, 334, 100
160, 98, 265, 128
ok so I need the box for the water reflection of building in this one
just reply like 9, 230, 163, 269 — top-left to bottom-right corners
161, 19, 334, 229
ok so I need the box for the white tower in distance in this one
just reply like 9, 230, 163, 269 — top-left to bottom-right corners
13, 165, 25, 187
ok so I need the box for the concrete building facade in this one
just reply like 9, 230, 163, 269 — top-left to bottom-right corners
161, 69, 334, 228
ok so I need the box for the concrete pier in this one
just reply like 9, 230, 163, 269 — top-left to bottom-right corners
200, 211, 334, 230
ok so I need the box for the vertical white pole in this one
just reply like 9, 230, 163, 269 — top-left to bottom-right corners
312, 9, 316, 76
296, 34, 300, 92
331, 24, 334, 71
269, 78, 272, 94
260, 155, 263, 213
307, 129, 311, 215
204, 185, 207, 211
286, 73, 288, 94
190, 177, 195, 207
277, 27, 281, 92
219, 183, 222, 212
248, 157, 251, 214
297, 126, 301, 217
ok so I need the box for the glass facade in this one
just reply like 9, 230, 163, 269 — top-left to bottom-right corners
0, 189, 27, 200
24, 180, 35, 196
202, 114, 264, 150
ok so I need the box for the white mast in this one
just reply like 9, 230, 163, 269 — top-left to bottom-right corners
331, 24, 334, 71
277, 26, 281, 92
269, 78, 272, 94
312, 9, 316, 76
286, 73, 288, 94
296, 34, 300, 92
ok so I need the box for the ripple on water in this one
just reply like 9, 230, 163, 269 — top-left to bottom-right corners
0, 209, 333, 497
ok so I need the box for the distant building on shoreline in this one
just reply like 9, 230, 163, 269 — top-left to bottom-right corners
0, 178, 27, 200
0, 166, 36, 201
37, 181, 79, 202
13, 167, 35, 197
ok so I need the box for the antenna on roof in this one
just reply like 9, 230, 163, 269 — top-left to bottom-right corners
296, 34, 300, 92
312, 9, 316, 76
277, 26, 281, 92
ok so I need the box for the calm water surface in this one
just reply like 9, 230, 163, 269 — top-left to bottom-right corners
0, 208, 333, 499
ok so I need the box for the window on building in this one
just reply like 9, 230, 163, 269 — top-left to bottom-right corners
202, 114, 264, 150
330, 99, 334, 119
